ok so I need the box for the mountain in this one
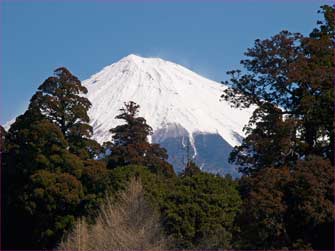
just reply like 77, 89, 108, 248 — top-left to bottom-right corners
83, 54, 254, 177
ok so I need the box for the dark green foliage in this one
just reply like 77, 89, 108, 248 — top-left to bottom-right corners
2, 5, 333, 250
297, 5, 334, 161
5, 109, 78, 177
107, 165, 241, 249
3, 112, 85, 249
27, 170, 84, 244
286, 156, 334, 250
236, 156, 333, 250
111, 101, 152, 146
162, 172, 241, 249
107, 101, 175, 177
182, 160, 201, 176
29, 67, 100, 159
80, 159, 111, 215
223, 6, 334, 170
2, 69, 108, 249
0, 125, 6, 153
108, 165, 173, 209
236, 167, 292, 249
222, 5, 334, 250
230, 103, 298, 174
82, 160, 110, 196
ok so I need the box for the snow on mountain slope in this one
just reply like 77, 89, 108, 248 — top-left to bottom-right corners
83, 54, 254, 155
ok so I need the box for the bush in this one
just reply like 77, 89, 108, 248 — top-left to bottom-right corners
161, 172, 242, 249
59, 177, 168, 250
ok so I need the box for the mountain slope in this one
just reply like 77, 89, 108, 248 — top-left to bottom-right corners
83, 54, 254, 176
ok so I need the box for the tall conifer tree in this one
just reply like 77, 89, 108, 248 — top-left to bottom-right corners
2, 69, 109, 249
30, 67, 100, 159
222, 5, 334, 172
222, 5, 334, 250
107, 101, 175, 177
3, 107, 85, 249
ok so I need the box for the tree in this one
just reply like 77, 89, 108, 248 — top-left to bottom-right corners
221, 5, 334, 250
2, 69, 109, 249
229, 103, 298, 174
294, 5, 334, 160
162, 172, 241, 249
29, 67, 100, 159
91, 164, 241, 250
235, 167, 292, 249
59, 178, 168, 250
286, 156, 334, 250
80, 159, 111, 215
182, 160, 201, 176
0, 125, 6, 154
2, 109, 85, 249
222, 6, 334, 171
107, 101, 175, 177
236, 156, 333, 250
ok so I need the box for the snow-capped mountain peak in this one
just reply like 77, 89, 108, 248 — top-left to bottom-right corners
3, 54, 255, 175
83, 54, 253, 153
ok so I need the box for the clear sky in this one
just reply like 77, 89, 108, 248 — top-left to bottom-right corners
1, 0, 332, 124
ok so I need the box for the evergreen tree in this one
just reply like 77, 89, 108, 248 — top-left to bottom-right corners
0, 125, 6, 154
229, 103, 298, 174
236, 156, 333, 250
2, 69, 109, 249
222, 5, 334, 171
59, 178, 169, 250
182, 160, 201, 176
30, 67, 100, 159
106, 165, 241, 249
3, 108, 84, 249
286, 156, 334, 250
162, 172, 241, 249
236, 167, 293, 249
295, 5, 334, 160
80, 159, 111, 215
222, 6, 334, 249
107, 101, 175, 177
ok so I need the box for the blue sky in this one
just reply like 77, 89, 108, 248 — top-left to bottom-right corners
1, 0, 331, 124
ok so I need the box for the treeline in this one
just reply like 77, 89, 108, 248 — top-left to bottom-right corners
1, 77, 240, 249
222, 5, 334, 250
1, 5, 334, 250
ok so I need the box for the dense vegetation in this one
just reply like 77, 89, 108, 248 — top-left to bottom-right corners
2, 68, 109, 249
59, 177, 168, 250
222, 5, 334, 250
1, 5, 333, 250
